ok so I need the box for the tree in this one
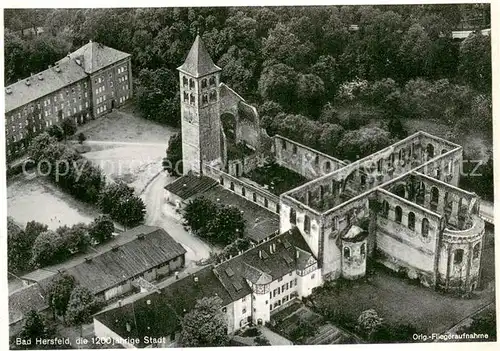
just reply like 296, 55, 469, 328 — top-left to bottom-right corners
183, 197, 218, 233
77, 132, 86, 144
8, 218, 31, 274
459, 32, 491, 93
204, 205, 245, 245
115, 195, 146, 228
88, 215, 114, 244
46, 274, 76, 321
356, 309, 383, 340
338, 127, 394, 161
27, 133, 57, 163
57, 223, 91, 254
296, 73, 326, 117
458, 308, 496, 341
31, 230, 68, 267
179, 296, 229, 347
61, 117, 77, 137
66, 286, 101, 336
163, 133, 183, 176
19, 310, 53, 349
258, 63, 298, 108
47, 124, 65, 141
98, 182, 135, 215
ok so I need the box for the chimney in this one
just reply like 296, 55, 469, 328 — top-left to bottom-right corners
5, 87, 12, 94
137, 233, 145, 240
194, 276, 199, 283
55, 63, 61, 73
84, 257, 92, 263
112, 245, 119, 252
118, 299, 122, 307
38, 73, 43, 80
25, 79, 31, 86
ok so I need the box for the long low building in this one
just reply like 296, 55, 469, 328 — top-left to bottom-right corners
22, 225, 186, 302
93, 227, 322, 347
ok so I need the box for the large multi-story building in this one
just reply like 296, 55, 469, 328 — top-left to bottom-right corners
4, 40, 132, 161
95, 35, 486, 347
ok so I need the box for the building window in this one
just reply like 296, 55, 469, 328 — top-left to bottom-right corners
209, 76, 216, 86
253, 193, 257, 202
230, 182, 235, 191
304, 215, 311, 234
292, 144, 298, 155
189, 78, 195, 89
408, 212, 415, 230
189, 94, 195, 105
421, 218, 430, 237
395, 206, 402, 224
381, 200, 389, 218
242, 308, 246, 314
344, 246, 350, 259
361, 243, 366, 258
202, 94, 208, 105
209, 90, 217, 102
325, 161, 331, 172
454, 249, 464, 265
282, 139, 287, 150
183, 92, 189, 103
311, 274, 315, 279
290, 208, 296, 225
264, 198, 268, 208
201, 79, 207, 89
473, 243, 480, 260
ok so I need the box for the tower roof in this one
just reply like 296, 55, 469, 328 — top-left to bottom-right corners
177, 35, 221, 78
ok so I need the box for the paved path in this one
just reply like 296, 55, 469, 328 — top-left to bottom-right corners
259, 326, 293, 345
140, 172, 214, 265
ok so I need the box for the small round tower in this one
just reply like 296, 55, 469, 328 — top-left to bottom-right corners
341, 225, 369, 280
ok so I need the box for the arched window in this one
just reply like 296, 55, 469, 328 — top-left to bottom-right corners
431, 187, 439, 211
189, 93, 195, 105
343, 246, 351, 259
220, 177, 224, 185
395, 206, 403, 224
331, 216, 338, 231
360, 243, 366, 258
360, 174, 366, 186
242, 187, 246, 197
290, 208, 296, 225
304, 215, 311, 234
253, 193, 257, 202
454, 249, 464, 265
381, 200, 389, 218
416, 182, 425, 205
209, 76, 216, 86
264, 198, 269, 208
421, 218, 430, 237
230, 182, 234, 191
441, 149, 448, 155
201, 79, 207, 89
189, 78, 195, 89
281, 139, 287, 150
426, 143, 435, 160
319, 185, 324, 201
183, 91, 189, 102
325, 161, 331, 172
209, 90, 217, 102
201, 94, 208, 105
473, 243, 481, 260
408, 212, 415, 230
292, 145, 298, 155
183, 76, 188, 87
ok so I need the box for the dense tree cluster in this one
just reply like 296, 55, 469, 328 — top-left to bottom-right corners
98, 182, 146, 228
7, 216, 115, 272
183, 197, 245, 245
179, 296, 229, 347
163, 133, 183, 176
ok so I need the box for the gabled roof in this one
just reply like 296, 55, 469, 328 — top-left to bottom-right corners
58, 40, 130, 74
94, 265, 232, 347
177, 35, 221, 78
5, 59, 87, 113
164, 174, 218, 201
9, 284, 49, 325
213, 227, 317, 301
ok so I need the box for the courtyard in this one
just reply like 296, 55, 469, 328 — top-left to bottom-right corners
243, 162, 309, 196
308, 225, 495, 340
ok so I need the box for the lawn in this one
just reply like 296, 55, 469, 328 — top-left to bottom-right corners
310, 229, 495, 339
243, 162, 309, 196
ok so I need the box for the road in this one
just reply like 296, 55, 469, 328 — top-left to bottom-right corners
140, 171, 214, 266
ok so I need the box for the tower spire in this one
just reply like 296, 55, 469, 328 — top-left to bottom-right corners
177, 35, 221, 78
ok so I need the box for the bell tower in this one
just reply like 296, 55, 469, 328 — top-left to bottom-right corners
177, 35, 222, 175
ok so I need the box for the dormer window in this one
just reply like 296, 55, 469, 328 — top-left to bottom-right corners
201, 79, 207, 89
209, 76, 216, 86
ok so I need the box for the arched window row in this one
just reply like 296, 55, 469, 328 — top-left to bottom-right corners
380, 200, 430, 238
